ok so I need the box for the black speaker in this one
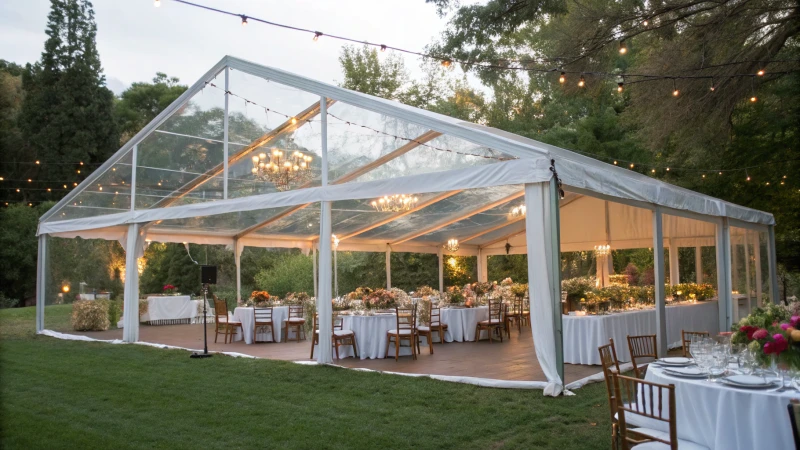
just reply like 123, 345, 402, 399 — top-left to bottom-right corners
201, 265, 217, 285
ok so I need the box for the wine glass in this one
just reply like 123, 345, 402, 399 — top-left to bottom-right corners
739, 350, 756, 375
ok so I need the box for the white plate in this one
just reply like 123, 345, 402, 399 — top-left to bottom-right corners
664, 367, 708, 378
657, 357, 692, 366
721, 375, 779, 389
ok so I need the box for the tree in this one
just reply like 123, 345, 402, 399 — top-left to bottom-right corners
18, 0, 118, 203
115, 73, 187, 144
0, 203, 52, 302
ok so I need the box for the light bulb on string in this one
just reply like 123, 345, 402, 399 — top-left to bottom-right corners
750, 76, 757, 102
617, 81, 624, 93
559, 72, 566, 84
441, 59, 452, 68
380, 45, 387, 52
757, 69, 765, 76
672, 79, 679, 97
154, 0, 160, 7
313, 31, 322, 41
240, 15, 248, 26
642, 19, 649, 26
578, 74, 585, 88
709, 77, 715, 92
619, 41, 627, 55
629, 163, 634, 169
613, 161, 617, 165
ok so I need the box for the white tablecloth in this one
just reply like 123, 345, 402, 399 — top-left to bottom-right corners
327, 314, 423, 360
563, 301, 720, 365
231, 306, 290, 344
440, 306, 489, 342
141, 295, 198, 322
646, 366, 797, 450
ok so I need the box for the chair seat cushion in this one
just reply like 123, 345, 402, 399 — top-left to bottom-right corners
285, 318, 306, 323
417, 326, 430, 331
334, 330, 354, 337
479, 319, 503, 324
630, 428, 708, 450
218, 318, 241, 324
387, 329, 413, 335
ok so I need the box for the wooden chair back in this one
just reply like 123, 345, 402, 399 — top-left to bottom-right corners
681, 330, 710, 357
598, 339, 622, 425
511, 298, 523, 315
396, 305, 417, 333
288, 305, 304, 319
613, 373, 678, 450
430, 305, 442, 327
254, 307, 273, 323
627, 334, 658, 378
214, 298, 228, 320
333, 313, 344, 331
488, 300, 503, 322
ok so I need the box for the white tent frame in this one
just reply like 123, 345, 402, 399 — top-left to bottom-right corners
35, 56, 778, 395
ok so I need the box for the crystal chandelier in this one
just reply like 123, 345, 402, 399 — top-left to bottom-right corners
594, 244, 611, 256
509, 204, 526, 219
444, 239, 459, 253
251, 148, 313, 191
371, 194, 419, 212
332, 234, 339, 250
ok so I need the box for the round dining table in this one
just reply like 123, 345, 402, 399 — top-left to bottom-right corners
232, 306, 290, 344
646, 366, 798, 449
331, 313, 422, 360
439, 306, 490, 342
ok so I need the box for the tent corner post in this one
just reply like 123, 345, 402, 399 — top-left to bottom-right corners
767, 225, 779, 304
548, 178, 564, 386
716, 218, 733, 331
36, 233, 47, 333
437, 247, 444, 293
652, 207, 668, 357
234, 239, 242, 303
122, 223, 146, 343
385, 245, 391, 289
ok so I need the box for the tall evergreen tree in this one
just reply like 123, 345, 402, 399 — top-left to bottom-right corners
18, 0, 117, 203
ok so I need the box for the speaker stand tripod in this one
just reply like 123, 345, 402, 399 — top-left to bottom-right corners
190, 283, 213, 359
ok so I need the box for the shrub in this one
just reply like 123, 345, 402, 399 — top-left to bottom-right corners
71, 300, 110, 331
254, 253, 313, 298
623, 263, 640, 285
0, 293, 19, 309
107, 299, 123, 326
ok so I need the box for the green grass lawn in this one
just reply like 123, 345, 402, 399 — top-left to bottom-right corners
0, 306, 610, 449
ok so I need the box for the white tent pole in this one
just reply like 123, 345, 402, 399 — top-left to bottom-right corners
548, 179, 564, 385
477, 249, 488, 282
234, 239, 242, 303
753, 230, 763, 306
223, 67, 229, 200
316, 96, 333, 364
123, 223, 144, 343
438, 247, 444, 293
767, 225, 779, 304
334, 246, 339, 298
695, 246, 703, 284
744, 231, 752, 310
385, 245, 391, 289
668, 239, 679, 285
716, 219, 733, 330
313, 246, 318, 299
652, 207, 668, 357
731, 236, 739, 295
36, 234, 46, 332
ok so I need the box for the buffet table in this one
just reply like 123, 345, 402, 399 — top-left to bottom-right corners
140, 295, 200, 325
440, 306, 489, 342
646, 366, 797, 450
562, 300, 719, 365
231, 306, 290, 344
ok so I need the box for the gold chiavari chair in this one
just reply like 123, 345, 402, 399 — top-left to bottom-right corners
599, 339, 622, 450
475, 300, 504, 343
681, 330, 709, 357
385, 305, 417, 361
309, 314, 359, 359
213, 297, 241, 344
283, 305, 306, 342
253, 306, 276, 343
416, 303, 448, 352
627, 334, 658, 378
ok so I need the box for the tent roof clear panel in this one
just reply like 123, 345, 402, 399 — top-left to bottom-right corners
358, 185, 522, 242
417, 194, 525, 244
226, 70, 324, 197
148, 206, 294, 236
325, 102, 515, 183
251, 203, 321, 240
46, 149, 134, 221
134, 70, 226, 209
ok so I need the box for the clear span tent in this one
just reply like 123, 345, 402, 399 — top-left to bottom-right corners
35, 56, 778, 395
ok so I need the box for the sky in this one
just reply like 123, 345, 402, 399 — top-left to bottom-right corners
0, 0, 454, 94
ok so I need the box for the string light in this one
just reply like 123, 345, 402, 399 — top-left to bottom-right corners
750, 77, 757, 102
290, 117, 297, 125
313, 31, 322, 42
619, 41, 627, 55
578, 74, 585, 87
617, 81, 624, 93
240, 15, 247, 26
642, 20, 649, 26
629, 163, 634, 169
154, 0, 160, 6
559, 72, 566, 84
672, 79, 679, 97
709, 77, 716, 92
441, 59, 452, 68
613, 161, 617, 165
380, 45, 386, 52
757, 69, 765, 76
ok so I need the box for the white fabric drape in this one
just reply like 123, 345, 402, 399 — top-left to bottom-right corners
317, 201, 333, 364
122, 223, 147, 342
524, 182, 564, 396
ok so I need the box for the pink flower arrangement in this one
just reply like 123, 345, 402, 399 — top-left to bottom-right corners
163, 284, 177, 294
751, 328, 769, 340
764, 334, 789, 355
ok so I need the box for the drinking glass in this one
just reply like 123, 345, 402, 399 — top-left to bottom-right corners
739, 350, 756, 375
730, 344, 746, 367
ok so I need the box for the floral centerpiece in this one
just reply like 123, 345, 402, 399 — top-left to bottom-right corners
163, 284, 178, 295
284, 291, 310, 305
332, 297, 352, 311
510, 283, 528, 299
363, 288, 397, 311
347, 287, 373, 301
731, 303, 800, 370
415, 285, 438, 299
445, 285, 465, 306
500, 277, 514, 287
561, 276, 596, 311
250, 290, 271, 307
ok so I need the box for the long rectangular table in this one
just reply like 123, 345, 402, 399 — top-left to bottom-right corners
562, 300, 719, 365
140, 295, 200, 325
